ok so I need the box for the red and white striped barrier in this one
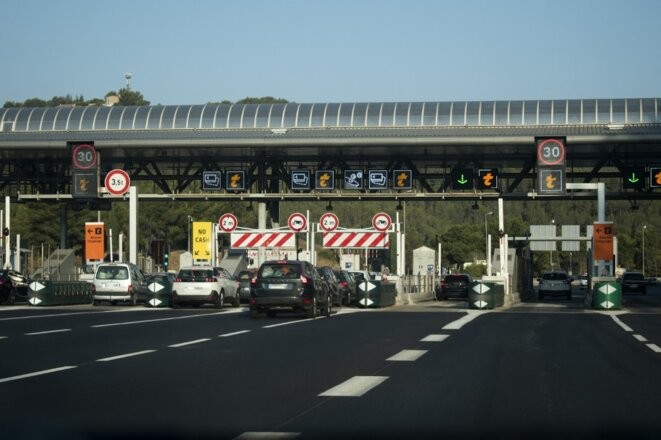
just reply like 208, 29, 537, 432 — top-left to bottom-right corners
322, 231, 389, 248
231, 232, 296, 248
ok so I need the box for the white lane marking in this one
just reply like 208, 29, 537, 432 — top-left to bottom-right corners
386, 349, 428, 362
421, 334, 450, 342
609, 314, 633, 332
0, 310, 117, 321
319, 376, 389, 397
96, 350, 156, 362
0, 336, 7, 339
647, 343, 661, 353
219, 330, 251, 337
442, 310, 489, 330
25, 328, 72, 336
633, 334, 648, 342
262, 319, 316, 329
0, 366, 77, 384
168, 338, 211, 348
234, 432, 300, 439
92, 311, 225, 328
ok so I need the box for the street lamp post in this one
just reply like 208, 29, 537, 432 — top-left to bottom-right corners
187, 215, 194, 253
643, 225, 647, 275
485, 211, 494, 274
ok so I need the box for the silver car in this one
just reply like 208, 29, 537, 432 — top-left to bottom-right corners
93, 262, 150, 305
538, 271, 572, 300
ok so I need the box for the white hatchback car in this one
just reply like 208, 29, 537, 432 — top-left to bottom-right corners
171, 266, 239, 308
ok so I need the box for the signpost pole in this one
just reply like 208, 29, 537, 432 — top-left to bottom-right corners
129, 186, 138, 264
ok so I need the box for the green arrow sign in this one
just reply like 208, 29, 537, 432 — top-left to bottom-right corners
457, 174, 468, 185
628, 172, 640, 183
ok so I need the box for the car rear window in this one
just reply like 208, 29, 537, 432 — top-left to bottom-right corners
97, 266, 129, 280
177, 269, 213, 281
542, 272, 568, 280
259, 264, 301, 279
623, 273, 644, 280
446, 275, 469, 283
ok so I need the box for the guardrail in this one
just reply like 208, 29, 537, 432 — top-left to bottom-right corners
27, 280, 94, 306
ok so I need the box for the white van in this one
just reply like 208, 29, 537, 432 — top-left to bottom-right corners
93, 262, 149, 305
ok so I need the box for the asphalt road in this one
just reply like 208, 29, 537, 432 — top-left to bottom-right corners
1, 286, 660, 440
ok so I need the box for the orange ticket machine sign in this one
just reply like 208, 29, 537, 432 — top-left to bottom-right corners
85, 222, 105, 260
593, 222, 614, 260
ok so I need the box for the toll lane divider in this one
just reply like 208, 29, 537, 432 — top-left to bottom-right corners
356, 280, 397, 308
27, 280, 94, 306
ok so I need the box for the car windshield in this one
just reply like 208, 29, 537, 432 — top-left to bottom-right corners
446, 275, 469, 283
624, 273, 644, 280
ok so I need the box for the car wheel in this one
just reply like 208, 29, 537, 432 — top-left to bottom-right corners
130, 293, 138, 306
8, 288, 16, 305
93, 299, 99, 306
216, 291, 224, 309
233, 292, 241, 307
170, 297, 179, 309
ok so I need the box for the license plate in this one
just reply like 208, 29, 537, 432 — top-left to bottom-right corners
268, 283, 289, 289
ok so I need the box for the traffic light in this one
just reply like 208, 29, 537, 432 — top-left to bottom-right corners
163, 250, 169, 269
622, 167, 645, 190
451, 168, 474, 190
477, 168, 499, 190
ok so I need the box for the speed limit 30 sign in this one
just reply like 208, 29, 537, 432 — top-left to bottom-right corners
537, 138, 566, 166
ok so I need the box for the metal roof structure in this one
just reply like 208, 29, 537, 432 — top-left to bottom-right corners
1, 98, 661, 201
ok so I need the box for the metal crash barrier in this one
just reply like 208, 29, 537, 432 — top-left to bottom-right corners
356, 279, 397, 308
28, 280, 94, 306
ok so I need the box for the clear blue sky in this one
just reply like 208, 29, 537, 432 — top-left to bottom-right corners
2, 0, 660, 105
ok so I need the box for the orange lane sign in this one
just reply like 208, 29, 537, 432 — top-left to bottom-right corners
593, 222, 614, 260
85, 222, 105, 260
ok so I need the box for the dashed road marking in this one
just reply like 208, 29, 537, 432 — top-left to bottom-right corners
442, 310, 489, 330
319, 376, 389, 397
25, 328, 72, 336
0, 366, 77, 384
386, 349, 427, 362
421, 334, 449, 342
96, 350, 156, 362
169, 338, 211, 348
647, 343, 661, 353
219, 330, 251, 337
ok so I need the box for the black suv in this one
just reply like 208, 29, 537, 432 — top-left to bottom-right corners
435, 274, 473, 300
317, 266, 342, 307
250, 260, 331, 319
619, 271, 647, 294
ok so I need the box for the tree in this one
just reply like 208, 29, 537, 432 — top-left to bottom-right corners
116, 88, 150, 106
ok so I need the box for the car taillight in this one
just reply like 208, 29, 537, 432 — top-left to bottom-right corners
175, 277, 182, 282
251, 277, 257, 285
340, 281, 348, 288
441, 281, 448, 288
128, 285, 134, 293
205, 277, 216, 282
300, 275, 310, 285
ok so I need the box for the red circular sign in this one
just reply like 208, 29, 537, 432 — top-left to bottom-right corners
319, 213, 339, 232
372, 212, 392, 231
104, 169, 131, 195
288, 213, 307, 232
72, 144, 97, 170
537, 138, 566, 166
218, 213, 238, 232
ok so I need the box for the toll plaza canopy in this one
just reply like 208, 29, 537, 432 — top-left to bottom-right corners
1, 97, 661, 200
